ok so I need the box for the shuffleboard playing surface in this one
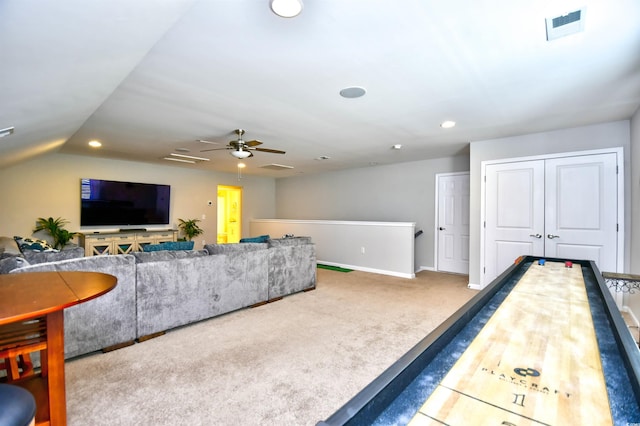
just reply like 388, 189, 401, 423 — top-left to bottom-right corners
408, 261, 612, 425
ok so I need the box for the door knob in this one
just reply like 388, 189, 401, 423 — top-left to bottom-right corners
547, 234, 560, 239
529, 234, 542, 239
439, 227, 445, 231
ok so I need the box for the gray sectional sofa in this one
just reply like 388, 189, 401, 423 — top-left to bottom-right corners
2, 237, 316, 360
135, 245, 269, 339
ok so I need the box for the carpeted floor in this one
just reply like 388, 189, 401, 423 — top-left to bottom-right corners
65, 269, 475, 425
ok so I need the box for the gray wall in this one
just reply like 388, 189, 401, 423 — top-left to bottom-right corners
275, 155, 470, 271
0, 153, 277, 249
627, 109, 640, 315
468, 120, 632, 287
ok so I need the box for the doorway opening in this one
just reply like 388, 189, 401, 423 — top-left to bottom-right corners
217, 185, 242, 243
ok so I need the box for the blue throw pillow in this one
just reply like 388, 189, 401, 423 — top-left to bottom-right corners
239, 235, 270, 243
161, 241, 195, 250
142, 241, 194, 252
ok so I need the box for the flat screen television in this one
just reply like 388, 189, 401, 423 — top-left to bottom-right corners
80, 178, 170, 227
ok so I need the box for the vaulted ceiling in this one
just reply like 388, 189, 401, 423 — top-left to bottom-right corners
1, 0, 639, 177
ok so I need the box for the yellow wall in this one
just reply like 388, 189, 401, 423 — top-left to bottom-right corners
217, 185, 242, 243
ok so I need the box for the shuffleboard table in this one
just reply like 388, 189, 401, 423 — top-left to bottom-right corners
318, 256, 640, 426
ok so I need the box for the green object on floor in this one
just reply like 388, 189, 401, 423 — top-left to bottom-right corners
317, 264, 353, 272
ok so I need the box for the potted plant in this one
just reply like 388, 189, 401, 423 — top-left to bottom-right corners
178, 218, 204, 241
33, 216, 77, 250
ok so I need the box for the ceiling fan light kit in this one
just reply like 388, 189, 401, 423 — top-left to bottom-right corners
270, 0, 303, 18
231, 150, 251, 159
201, 128, 286, 160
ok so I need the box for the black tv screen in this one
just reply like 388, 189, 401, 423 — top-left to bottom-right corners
80, 178, 170, 227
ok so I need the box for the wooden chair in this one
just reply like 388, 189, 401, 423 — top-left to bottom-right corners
0, 318, 47, 382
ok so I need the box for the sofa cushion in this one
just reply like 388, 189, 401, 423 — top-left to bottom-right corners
268, 236, 313, 247
0, 256, 30, 274
143, 241, 194, 252
204, 242, 268, 255
132, 249, 208, 263
0, 236, 22, 258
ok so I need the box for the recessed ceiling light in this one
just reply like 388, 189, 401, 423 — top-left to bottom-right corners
270, 0, 303, 18
339, 86, 366, 99
237, 163, 246, 169
440, 120, 456, 129
88, 140, 102, 148
170, 153, 210, 161
0, 127, 15, 138
392, 144, 402, 150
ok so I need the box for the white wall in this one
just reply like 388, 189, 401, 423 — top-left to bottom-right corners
251, 219, 416, 278
0, 153, 276, 250
275, 156, 469, 271
469, 120, 632, 287
626, 108, 640, 316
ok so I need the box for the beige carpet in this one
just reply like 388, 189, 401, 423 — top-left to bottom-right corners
65, 269, 475, 426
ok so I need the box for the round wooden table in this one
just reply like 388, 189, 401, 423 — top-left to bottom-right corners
0, 271, 117, 426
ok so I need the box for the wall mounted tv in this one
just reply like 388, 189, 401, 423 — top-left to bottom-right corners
80, 178, 170, 227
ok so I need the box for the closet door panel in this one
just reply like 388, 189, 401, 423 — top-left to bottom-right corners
484, 161, 545, 282
544, 153, 617, 272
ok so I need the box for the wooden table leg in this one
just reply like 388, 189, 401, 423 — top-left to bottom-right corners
45, 310, 66, 426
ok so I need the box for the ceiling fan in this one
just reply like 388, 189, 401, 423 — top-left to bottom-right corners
200, 129, 286, 159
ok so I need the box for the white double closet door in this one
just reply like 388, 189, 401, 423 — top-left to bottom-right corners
484, 152, 619, 285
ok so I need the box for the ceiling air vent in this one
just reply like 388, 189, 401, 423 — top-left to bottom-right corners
259, 163, 294, 171
546, 8, 585, 41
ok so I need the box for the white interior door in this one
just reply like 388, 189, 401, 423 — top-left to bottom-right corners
544, 153, 618, 270
484, 161, 545, 282
483, 152, 619, 286
437, 173, 470, 274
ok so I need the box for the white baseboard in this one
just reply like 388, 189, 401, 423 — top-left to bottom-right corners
318, 261, 415, 279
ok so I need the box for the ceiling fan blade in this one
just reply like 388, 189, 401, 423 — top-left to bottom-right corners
254, 147, 286, 154
244, 139, 263, 147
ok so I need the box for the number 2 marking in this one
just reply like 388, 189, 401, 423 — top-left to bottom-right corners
513, 393, 526, 407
